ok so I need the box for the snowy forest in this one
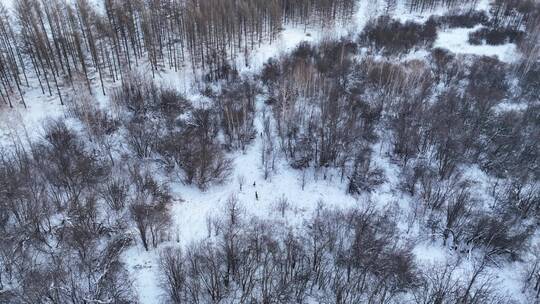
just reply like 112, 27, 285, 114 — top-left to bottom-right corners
0, 0, 539, 303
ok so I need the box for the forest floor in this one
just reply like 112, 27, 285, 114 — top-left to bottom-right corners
0, 0, 531, 302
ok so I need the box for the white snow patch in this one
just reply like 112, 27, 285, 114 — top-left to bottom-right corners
494, 101, 531, 113
434, 25, 520, 63
124, 246, 165, 304
413, 243, 448, 263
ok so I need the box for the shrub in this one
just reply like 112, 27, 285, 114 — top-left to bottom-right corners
157, 108, 232, 189
468, 27, 525, 45
434, 11, 488, 28
360, 16, 437, 54
519, 62, 540, 98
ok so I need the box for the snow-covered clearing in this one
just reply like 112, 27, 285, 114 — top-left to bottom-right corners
434, 25, 520, 63
123, 18, 373, 303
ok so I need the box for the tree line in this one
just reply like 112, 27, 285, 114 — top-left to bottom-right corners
0, 0, 356, 109
159, 196, 519, 303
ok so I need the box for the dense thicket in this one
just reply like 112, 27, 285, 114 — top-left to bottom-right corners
468, 26, 524, 45
262, 36, 538, 226
360, 16, 437, 55
253, 12, 539, 298
432, 11, 489, 28
262, 40, 380, 177
159, 200, 514, 303
407, 0, 480, 12
0, 122, 140, 303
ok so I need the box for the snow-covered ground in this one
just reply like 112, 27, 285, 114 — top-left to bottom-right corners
434, 25, 520, 63
123, 16, 372, 303
122, 1, 530, 301
1, 0, 533, 302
